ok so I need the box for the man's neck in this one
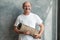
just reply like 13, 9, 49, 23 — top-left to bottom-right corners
23, 12, 30, 15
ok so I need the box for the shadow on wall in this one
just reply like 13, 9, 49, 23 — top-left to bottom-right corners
8, 7, 23, 40
0, 3, 22, 40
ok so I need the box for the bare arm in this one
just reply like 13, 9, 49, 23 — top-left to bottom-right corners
34, 23, 44, 38
38, 23, 44, 36
14, 25, 24, 34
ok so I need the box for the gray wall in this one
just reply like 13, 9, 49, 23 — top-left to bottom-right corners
0, 0, 57, 40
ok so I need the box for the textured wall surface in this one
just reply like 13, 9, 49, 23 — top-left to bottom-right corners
0, 0, 57, 40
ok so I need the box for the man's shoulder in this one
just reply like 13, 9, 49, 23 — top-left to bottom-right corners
17, 14, 23, 18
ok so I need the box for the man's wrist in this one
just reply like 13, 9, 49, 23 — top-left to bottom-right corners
38, 31, 41, 36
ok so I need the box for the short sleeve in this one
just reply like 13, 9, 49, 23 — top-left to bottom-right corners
36, 15, 43, 25
14, 16, 20, 27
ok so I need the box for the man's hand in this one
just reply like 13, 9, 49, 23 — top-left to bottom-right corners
24, 31, 31, 35
33, 34, 41, 39
14, 28, 20, 34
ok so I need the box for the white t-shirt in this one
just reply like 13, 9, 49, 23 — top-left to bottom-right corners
14, 12, 43, 40
14, 12, 43, 28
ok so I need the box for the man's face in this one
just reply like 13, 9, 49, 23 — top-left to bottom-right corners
23, 2, 31, 13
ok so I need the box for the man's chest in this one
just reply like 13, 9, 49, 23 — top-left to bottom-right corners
20, 16, 36, 24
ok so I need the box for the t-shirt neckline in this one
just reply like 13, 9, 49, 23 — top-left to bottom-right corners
22, 13, 31, 17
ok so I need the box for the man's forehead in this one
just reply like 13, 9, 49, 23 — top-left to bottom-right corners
23, 1, 31, 5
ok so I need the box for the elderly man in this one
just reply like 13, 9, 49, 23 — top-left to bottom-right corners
14, 1, 44, 40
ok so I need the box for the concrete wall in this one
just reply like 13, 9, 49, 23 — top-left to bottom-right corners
0, 0, 57, 40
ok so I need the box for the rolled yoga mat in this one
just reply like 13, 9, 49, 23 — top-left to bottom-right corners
17, 23, 41, 39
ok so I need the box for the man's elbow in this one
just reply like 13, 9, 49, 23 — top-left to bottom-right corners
39, 23, 44, 31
